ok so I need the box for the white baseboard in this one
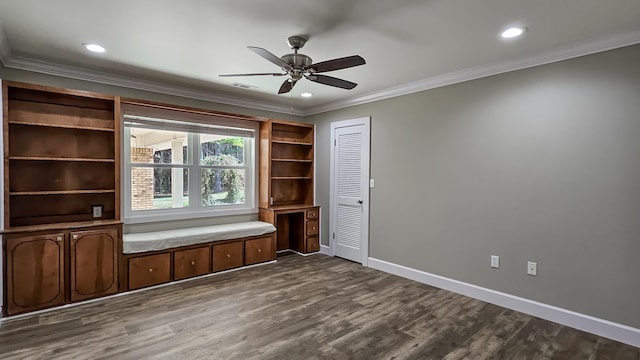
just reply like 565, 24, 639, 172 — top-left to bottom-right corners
368, 257, 640, 348
277, 249, 319, 257
320, 245, 332, 256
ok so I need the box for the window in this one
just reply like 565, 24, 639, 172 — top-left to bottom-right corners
123, 105, 258, 222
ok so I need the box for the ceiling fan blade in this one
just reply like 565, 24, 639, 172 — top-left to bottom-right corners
219, 72, 286, 77
248, 46, 292, 70
307, 55, 365, 73
278, 79, 297, 94
306, 74, 357, 90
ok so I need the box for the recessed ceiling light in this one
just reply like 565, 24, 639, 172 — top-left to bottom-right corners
301, 92, 313, 98
500, 26, 527, 39
83, 43, 106, 53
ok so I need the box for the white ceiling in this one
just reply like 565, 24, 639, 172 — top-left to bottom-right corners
0, 0, 639, 115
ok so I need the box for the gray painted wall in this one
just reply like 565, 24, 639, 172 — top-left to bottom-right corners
309, 44, 640, 328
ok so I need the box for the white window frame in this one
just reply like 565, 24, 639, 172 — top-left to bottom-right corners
122, 104, 259, 224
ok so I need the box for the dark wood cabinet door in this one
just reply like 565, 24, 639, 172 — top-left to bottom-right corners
174, 247, 210, 280
245, 237, 274, 265
6, 233, 66, 315
306, 236, 320, 253
69, 227, 119, 302
212, 241, 244, 272
128, 253, 171, 290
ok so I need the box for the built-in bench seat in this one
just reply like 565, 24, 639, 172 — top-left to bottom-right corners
123, 221, 276, 254
120, 221, 277, 291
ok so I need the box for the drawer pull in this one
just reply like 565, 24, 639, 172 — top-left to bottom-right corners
72, 234, 78, 240
312, 227, 317, 230
191, 261, 196, 266
56, 236, 62, 242
226, 254, 232, 258
257, 248, 262, 253
148, 268, 153, 273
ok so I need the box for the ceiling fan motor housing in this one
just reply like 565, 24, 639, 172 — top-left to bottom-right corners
281, 53, 313, 68
281, 52, 313, 81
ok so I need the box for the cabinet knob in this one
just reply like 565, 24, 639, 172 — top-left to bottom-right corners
312, 227, 317, 230
258, 248, 262, 253
56, 236, 62, 242
72, 234, 78, 240
191, 261, 196, 266
226, 254, 231, 258
148, 268, 153, 272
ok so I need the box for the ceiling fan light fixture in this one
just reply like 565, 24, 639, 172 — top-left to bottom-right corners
500, 26, 527, 39
83, 43, 106, 53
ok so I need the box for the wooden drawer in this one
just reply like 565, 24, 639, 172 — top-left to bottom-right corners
245, 237, 274, 265
212, 241, 243, 272
306, 220, 319, 236
306, 236, 320, 253
174, 247, 210, 281
128, 253, 171, 290
307, 208, 319, 219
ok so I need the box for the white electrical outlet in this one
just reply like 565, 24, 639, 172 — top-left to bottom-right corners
490, 255, 500, 268
527, 261, 537, 276
92, 205, 102, 218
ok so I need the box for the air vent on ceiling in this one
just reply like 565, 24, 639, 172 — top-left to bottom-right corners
231, 82, 258, 90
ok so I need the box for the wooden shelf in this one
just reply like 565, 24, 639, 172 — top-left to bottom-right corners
272, 177, 312, 180
259, 120, 315, 209
9, 157, 116, 163
271, 140, 313, 146
4, 81, 120, 228
271, 159, 312, 163
10, 190, 115, 196
1, 220, 123, 234
9, 120, 115, 132
266, 204, 317, 211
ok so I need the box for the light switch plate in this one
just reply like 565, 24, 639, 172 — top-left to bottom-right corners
491, 255, 500, 268
370, 179, 375, 188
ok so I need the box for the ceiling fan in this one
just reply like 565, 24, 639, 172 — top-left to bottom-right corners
219, 35, 366, 94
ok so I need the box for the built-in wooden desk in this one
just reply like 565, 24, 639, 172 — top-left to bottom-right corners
259, 205, 320, 254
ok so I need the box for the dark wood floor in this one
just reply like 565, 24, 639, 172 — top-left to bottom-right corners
0, 253, 638, 360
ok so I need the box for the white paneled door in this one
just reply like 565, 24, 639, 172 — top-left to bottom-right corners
330, 117, 370, 265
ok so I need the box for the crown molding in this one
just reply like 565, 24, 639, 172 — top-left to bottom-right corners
0, 23, 12, 65
305, 30, 640, 115
1, 52, 304, 117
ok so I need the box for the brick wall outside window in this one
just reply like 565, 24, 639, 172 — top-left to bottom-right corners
131, 147, 154, 210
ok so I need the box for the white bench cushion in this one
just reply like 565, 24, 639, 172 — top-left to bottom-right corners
123, 221, 276, 254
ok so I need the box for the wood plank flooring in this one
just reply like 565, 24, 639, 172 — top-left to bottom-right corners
0, 253, 638, 359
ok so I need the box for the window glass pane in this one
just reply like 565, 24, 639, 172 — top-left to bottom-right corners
201, 168, 245, 206
200, 134, 245, 165
131, 167, 189, 210
129, 127, 188, 164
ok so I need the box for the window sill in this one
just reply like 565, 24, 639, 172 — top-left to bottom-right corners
124, 207, 258, 224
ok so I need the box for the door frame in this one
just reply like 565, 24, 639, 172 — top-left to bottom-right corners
329, 116, 371, 266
